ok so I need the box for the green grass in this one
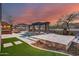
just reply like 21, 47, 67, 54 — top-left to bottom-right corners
0, 45, 1, 51
0, 37, 66, 56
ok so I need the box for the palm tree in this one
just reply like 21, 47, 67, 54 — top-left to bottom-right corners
6, 16, 13, 32
6, 16, 13, 24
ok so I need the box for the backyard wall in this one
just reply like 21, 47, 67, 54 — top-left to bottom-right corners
33, 39, 67, 51
49, 41, 66, 51
75, 43, 79, 49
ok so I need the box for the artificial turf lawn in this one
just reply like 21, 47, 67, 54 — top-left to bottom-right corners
0, 37, 66, 56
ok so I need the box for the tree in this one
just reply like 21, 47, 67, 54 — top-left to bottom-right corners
57, 12, 79, 35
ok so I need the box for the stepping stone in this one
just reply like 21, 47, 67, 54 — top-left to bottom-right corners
14, 41, 22, 45
3, 43, 13, 48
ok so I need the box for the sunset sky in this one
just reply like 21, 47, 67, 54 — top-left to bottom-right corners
2, 3, 79, 25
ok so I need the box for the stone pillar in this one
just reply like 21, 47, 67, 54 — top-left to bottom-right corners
47, 23, 49, 33
28, 25, 30, 32
32, 25, 35, 32
45, 23, 47, 33
38, 25, 41, 33
45, 23, 49, 33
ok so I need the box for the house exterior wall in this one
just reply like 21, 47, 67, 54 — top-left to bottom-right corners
2, 30, 12, 34
13, 24, 28, 31
1, 22, 12, 34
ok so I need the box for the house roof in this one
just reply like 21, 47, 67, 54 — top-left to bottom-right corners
31, 22, 50, 25
1, 22, 11, 26
31, 33, 75, 45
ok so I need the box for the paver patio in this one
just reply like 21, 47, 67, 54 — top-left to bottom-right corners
14, 41, 22, 45
3, 42, 13, 48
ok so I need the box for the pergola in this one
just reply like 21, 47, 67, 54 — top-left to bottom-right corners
28, 22, 50, 33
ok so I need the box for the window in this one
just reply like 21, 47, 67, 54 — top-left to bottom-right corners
7, 25, 11, 28
3, 25, 7, 28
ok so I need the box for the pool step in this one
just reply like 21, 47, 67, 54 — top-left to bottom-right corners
28, 37, 39, 41
17, 36, 36, 44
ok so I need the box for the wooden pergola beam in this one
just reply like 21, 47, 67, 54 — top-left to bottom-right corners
28, 22, 50, 33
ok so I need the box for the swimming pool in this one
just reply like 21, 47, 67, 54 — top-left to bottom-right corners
19, 31, 46, 38
20, 32, 35, 38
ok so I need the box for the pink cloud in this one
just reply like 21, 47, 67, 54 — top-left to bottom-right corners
13, 4, 79, 25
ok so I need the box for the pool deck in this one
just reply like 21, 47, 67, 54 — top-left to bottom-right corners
2, 32, 76, 45
31, 34, 75, 45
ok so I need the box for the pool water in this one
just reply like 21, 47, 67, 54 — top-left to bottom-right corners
20, 32, 34, 38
